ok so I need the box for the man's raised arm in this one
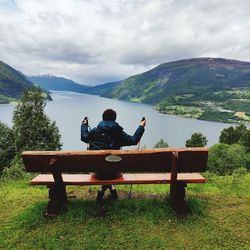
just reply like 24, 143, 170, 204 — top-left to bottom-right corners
81, 117, 90, 143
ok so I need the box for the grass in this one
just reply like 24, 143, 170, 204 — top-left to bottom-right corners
158, 105, 203, 119
234, 112, 250, 121
0, 174, 250, 249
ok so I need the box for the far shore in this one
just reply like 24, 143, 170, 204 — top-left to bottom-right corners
1, 91, 249, 126
0, 101, 18, 106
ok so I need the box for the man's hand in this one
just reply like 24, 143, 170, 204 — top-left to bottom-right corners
140, 118, 146, 127
82, 117, 89, 126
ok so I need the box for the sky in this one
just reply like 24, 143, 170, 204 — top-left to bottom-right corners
0, 0, 250, 85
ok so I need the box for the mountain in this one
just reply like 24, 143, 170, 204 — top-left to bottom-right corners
28, 75, 122, 96
28, 75, 90, 93
103, 58, 250, 123
84, 81, 122, 95
0, 61, 50, 104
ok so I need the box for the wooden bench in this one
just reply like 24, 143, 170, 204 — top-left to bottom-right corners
22, 148, 208, 217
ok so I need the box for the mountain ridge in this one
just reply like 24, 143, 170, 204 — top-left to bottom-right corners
102, 57, 250, 123
28, 75, 90, 93
28, 74, 122, 96
0, 61, 51, 103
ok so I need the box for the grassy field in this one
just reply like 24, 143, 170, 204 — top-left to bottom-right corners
0, 174, 249, 249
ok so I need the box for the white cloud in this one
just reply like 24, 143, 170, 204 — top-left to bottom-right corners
0, 0, 250, 84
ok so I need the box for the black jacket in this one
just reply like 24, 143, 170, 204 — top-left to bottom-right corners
81, 120, 144, 149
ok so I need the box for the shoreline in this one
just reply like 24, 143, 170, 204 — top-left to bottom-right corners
2, 91, 249, 126
156, 108, 250, 125
0, 101, 18, 106
51, 91, 250, 126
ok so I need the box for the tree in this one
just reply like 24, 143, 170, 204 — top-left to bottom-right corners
185, 133, 208, 147
208, 143, 247, 175
154, 138, 169, 148
0, 122, 16, 174
219, 124, 248, 145
241, 129, 250, 152
12, 88, 62, 152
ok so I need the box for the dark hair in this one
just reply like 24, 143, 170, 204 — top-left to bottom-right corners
102, 109, 116, 121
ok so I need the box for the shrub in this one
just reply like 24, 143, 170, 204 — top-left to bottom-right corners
1, 155, 27, 181
241, 129, 250, 152
185, 133, 208, 147
219, 124, 248, 145
0, 121, 16, 175
153, 139, 169, 148
208, 143, 247, 175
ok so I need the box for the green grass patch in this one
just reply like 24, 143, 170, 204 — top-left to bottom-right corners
0, 174, 249, 249
157, 105, 203, 119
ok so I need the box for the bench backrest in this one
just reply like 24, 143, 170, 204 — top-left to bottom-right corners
22, 148, 208, 173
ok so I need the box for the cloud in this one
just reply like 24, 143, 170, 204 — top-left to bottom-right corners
0, 0, 250, 84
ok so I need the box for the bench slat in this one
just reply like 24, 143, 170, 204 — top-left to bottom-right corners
30, 173, 206, 186
22, 148, 208, 173
23, 152, 173, 173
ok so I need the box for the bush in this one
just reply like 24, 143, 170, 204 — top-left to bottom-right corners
241, 129, 250, 152
232, 167, 248, 177
219, 124, 248, 145
208, 143, 248, 175
1, 155, 27, 181
153, 139, 169, 148
0, 121, 16, 175
246, 152, 250, 171
185, 132, 208, 147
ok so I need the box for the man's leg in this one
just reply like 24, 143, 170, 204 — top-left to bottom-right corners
96, 185, 118, 203
108, 185, 118, 200
96, 185, 108, 205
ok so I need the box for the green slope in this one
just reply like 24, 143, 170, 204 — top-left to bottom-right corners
0, 61, 49, 103
28, 75, 122, 96
104, 58, 250, 123
84, 80, 122, 95
28, 75, 90, 93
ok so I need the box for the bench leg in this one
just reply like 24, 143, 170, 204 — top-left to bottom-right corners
170, 183, 191, 217
47, 185, 68, 217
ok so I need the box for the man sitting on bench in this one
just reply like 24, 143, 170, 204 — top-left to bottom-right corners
81, 109, 146, 202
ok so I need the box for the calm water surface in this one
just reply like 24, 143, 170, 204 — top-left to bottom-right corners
0, 91, 232, 150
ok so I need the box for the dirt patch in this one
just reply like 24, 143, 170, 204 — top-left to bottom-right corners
67, 187, 165, 201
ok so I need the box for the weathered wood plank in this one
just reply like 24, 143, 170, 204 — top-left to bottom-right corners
22, 147, 208, 156
22, 148, 208, 173
178, 150, 208, 172
30, 173, 206, 186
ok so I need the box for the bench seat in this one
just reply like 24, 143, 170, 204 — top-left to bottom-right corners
30, 173, 206, 186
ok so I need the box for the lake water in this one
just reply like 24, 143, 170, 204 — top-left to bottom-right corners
0, 91, 231, 150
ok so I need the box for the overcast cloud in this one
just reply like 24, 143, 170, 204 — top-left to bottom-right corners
0, 0, 250, 85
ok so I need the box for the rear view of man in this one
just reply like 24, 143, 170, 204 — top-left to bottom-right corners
81, 109, 146, 202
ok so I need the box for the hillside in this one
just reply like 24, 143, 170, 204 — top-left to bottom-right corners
29, 75, 122, 96
84, 80, 122, 95
28, 75, 90, 93
104, 58, 250, 123
0, 61, 36, 103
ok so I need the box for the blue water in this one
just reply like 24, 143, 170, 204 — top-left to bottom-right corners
0, 91, 232, 150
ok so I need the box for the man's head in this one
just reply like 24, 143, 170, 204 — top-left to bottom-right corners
102, 109, 117, 121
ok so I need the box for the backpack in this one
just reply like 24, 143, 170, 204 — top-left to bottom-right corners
88, 129, 122, 180
88, 131, 113, 150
